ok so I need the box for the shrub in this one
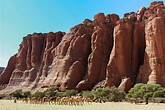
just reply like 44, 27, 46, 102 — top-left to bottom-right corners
45, 87, 57, 97
0, 94, 5, 99
82, 91, 94, 98
126, 83, 165, 103
9, 89, 23, 99
101, 87, 111, 100
92, 87, 125, 102
32, 91, 45, 98
109, 86, 126, 102
23, 91, 31, 98
153, 89, 165, 98
56, 92, 66, 97
66, 90, 78, 97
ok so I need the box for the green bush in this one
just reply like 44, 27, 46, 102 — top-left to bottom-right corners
109, 86, 126, 102
82, 91, 94, 98
93, 88, 103, 98
56, 92, 66, 97
126, 83, 165, 102
66, 89, 78, 97
92, 87, 125, 102
0, 94, 5, 99
153, 89, 165, 98
32, 91, 45, 98
9, 89, 23, 99
45, 87, 57, 97
101, 87, 111, 99
23, 91, 31, 98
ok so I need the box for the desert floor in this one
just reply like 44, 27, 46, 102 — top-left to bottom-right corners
0, 100, 164, 110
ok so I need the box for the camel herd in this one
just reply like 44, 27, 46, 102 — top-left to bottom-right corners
22, 96, 94, 106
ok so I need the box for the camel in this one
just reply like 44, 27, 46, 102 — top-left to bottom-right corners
42, 97, 51, 104
55, 97, 62, 105
60, 97, 70, 105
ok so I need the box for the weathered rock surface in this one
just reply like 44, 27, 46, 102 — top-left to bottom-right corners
0, 32, 65, 93
0, 1, 165, 93
105, 15, 146, 88
106, 1, 165, 89
137, 1, 165, 87
42, 13, 118, 91
118, 78, 133, 93
76, 13, 118, 91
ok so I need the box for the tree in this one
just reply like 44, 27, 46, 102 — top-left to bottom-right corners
93, 88, 103, 98
92, 87, 125, 102
10, 89, 23, 99
45, 87, 57, 97
56, 91, 66, 97
66, 89, 78, 97
109, 86, 126, 102
0, 94, 5, 99
32, 91, 45, 98
126, 83, 165, 104
82, 91, 94, 98
153, 89, 165, 98
23, 91, 31, 98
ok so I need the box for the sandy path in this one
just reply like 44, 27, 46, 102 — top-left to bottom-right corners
0, 100, 164, 110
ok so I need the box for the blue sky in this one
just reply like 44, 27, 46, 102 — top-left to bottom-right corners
0, 0, 158, 67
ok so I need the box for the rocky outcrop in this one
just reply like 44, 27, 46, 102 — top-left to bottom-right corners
0, 32, 65, 92
0, 55, 16, 90
106, 1, 165, 89
105, 14, 145, 88
137, 1, 165, 87
118, 78, 133, 93
0, 55, 16, 85
76, 13, 118, 90
42, 13, 119, 91
0, 1, 165, 93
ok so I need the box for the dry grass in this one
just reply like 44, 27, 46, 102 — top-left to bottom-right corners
0, 100, 164, 110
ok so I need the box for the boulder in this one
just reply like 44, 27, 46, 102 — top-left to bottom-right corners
118, 78, 133, 93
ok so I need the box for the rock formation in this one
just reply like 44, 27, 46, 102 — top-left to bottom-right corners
0, 1, 165, 93
0, 32, 65, 92
137, 1, 165, 87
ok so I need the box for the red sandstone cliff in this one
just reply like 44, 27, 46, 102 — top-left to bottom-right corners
0, 1, 165, 93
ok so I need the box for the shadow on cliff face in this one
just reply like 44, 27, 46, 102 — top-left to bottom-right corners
137, 53, 152, 84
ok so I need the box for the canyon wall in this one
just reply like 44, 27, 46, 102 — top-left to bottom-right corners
0, 1, 165, 93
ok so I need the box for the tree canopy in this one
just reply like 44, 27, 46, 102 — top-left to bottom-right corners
126, 83, 165, 100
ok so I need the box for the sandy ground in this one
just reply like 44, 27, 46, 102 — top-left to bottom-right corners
0, 100, 164, 110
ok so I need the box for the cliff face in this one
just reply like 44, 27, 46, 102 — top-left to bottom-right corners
137, 1, 165, 87
0, 1, 165, 93
0, 32, 65, 92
